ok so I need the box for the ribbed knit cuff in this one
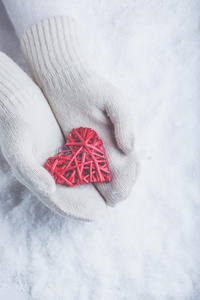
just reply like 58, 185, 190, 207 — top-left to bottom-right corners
21, 16, 90, 84
0, 52, 36, 104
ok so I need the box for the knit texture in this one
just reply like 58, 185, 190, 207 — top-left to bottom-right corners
0, 52, 107, 221
21, 16, 139, 207
0, 52, 59, 196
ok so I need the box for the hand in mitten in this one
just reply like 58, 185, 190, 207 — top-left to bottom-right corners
0, 52, 107, 221
21, 16, 139, 206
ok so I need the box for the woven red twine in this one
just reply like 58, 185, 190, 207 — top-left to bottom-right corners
44, 127, 111, 187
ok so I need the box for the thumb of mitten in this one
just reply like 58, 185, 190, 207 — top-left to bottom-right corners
105, 91, 135, 155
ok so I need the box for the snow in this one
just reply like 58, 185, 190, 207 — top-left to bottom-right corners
0, 0, 200, 299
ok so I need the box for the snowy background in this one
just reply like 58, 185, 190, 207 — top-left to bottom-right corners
0, 0, 200, 299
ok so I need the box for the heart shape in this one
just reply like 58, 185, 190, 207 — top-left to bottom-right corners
44, 127, 111, 187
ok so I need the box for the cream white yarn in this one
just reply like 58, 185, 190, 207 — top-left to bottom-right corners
0, 15, 138, 220
21, 16, 139, 207
0, 52, 107, 221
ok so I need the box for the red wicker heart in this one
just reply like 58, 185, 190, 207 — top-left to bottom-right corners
44, 127, 111, 187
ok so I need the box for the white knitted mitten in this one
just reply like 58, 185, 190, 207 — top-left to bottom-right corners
21, 16, 139, 207
0, 52, 107, 221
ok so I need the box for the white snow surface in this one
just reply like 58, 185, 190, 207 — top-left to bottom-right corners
0, 0, 200, 299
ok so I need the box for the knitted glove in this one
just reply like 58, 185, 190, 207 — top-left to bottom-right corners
21, 16, 139, 207
0, 52, 107, 221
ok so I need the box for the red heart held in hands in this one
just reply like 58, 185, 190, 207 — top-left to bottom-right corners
44, 127, 111, 187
